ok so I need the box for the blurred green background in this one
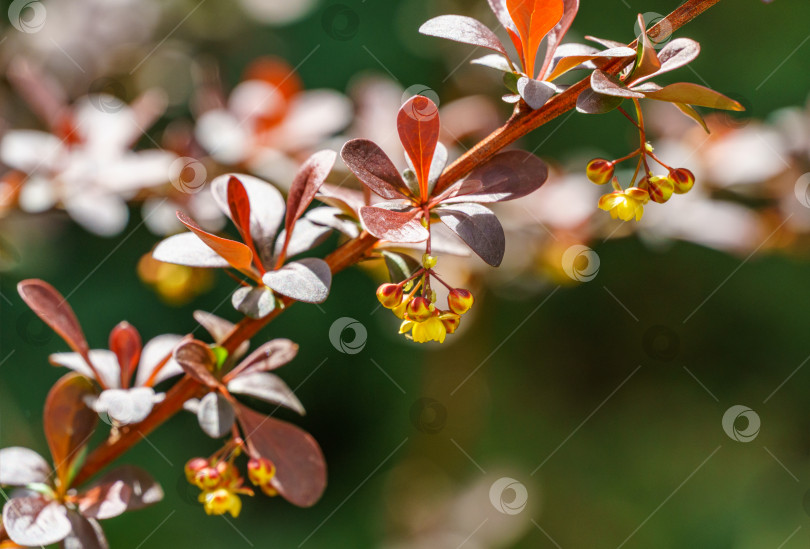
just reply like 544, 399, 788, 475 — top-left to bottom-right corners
3, 0, 810, 547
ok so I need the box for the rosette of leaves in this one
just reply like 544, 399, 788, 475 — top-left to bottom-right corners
419, 0, 635, 108
341, 95, 548, 266
174, 338, 326, 507
153, 151, 338, 318
17, 280, 184, 425
0, 374, 163, 548
578, 14, 743, 122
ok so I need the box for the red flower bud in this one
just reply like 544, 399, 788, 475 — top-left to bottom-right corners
407, 296, 433, 322
645, 176, 674, 204
376, 283, 403, 309
194, 467, 221, 490
185, 458, 208, 483
586, 159, 614, 185
447, 288, 474, 315
668, 168, 695, 194
247, 457, 276, 487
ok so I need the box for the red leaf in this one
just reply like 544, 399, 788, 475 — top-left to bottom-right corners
176, 211, 255, 276
539, 0, 579, 78
397, 96, 440, 201
235, 403, 326, 507
172, 339, 221, 389
359, 206, 429, 243
279, 150, 337, 265
631, 13, 662, 81
44, 373, 98, 489
340, 139, 410, 200
227, 176, 258, 267
108, 322, 141, 390
17, 279, 89, 356
506, 0, 564, 78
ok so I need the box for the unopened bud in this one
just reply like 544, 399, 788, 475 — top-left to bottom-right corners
376, 283, 403, 309
447, 288, 474, 315
668, 168, 695, 194
586, 159, 614, 185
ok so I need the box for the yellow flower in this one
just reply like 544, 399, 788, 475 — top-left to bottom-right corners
199, 488, 242, 517
598, 187, 649, 221
400, 316, 447, 343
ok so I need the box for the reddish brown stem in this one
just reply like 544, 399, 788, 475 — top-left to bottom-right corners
72, 0, 723, 487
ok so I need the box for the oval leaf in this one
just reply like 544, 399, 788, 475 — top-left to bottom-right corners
576, 87, 623, 114
197, 392, 235, 439
79, 465, 163, 518
108, 322, 141, 389
152, 233, 231, 268
90, 388, 159, 425
173, 339, 221, 388
0, 447, 51, 486
44, 373, 98, 489
3, 497, 71, 547
634, 37, 700, 84
234, 403, 326, 507
397, 96, 440, 200
231, 285, 277, 319
227, 372, 305, 415
517, 77, 556, 109
435, 202, 506, 266
262, 258, 331, 304
590, 70, 644, 98
341, 139, 409, 200
17, 279, 89, 355
226, 339, 298, 380
359, 206, 428, 243
227, 176, 257, 261
279, 150, 337, 261
443, 150, 548, 203
419, 15, 508, 57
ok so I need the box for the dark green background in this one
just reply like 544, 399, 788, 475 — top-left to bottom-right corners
3, 0, 810, 547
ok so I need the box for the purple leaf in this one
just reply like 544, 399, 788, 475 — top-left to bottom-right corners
443, 150, 548, 203
585, 35, 627, 50
516, 77, 556, 109
590, 70, 644, 98
227, 372, 305, 415
305, 207, 360, 238
193, 311, 251, 360
381, 251, 421, 284
0, 447, 51, 486
44, 373, 99, 489
79, 465, 163, 518
272, 218, 332, 260
173, 340, 221, 389
226, 339, 298, 380
63, 513, 108, 549
316, 183, 366, 216
197, 392, 235, 439
340, 139, 409, 200
279, 150, 337, 262
435, 202, 506, 266
633, 38, 700, 84
576, 87, 623, 114
234, 403, 326, 507
487, 0, 516, 33
17, 279, 89, 356
262, 258, 331, 304
232, 285, 276, 319
359, 206, 428, 243
471, 54, 512, 72
152, 233, 231, 268
3, 496, 71, 546
419, 15, 508, 57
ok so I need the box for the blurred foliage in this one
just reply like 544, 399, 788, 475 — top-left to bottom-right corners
3, 0, 810, 547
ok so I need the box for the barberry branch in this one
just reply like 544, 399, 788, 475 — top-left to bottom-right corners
72, 0, 723, 488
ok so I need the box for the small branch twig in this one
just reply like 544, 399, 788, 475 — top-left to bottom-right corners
72, 0, 723, 487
